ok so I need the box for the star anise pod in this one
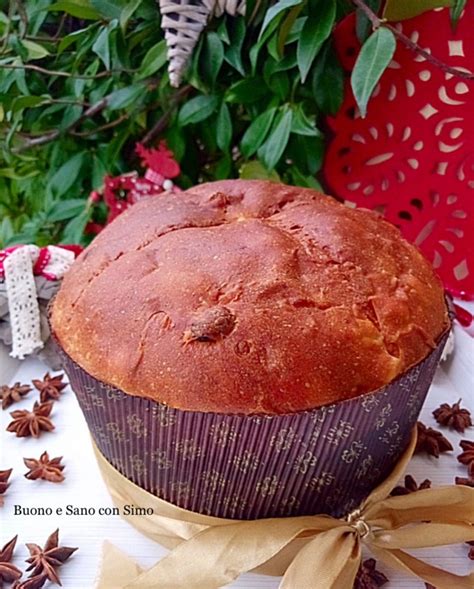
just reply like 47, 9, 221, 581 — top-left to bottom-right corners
7, 402, 54, 438
354, 558, 389, 588
415, 422, 453, 458
0, 536, 22, 588
12, 574, 47, 589
455, 474, 474, 487
390, 474, 432, 496
457, 439, 474, 477
32, 373, 67, 403
25, 529, 77, 585
1, 382, 32, 410
433, 399, 472, 433
0, 469, 13, 507
24, 452, 65, 484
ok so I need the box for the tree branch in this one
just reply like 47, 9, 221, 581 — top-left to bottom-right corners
70, 113, 129, 137
141, 85, 192, 146
0, 62, 136, 79
13, 98, 109, 152
352, 0, 474, 80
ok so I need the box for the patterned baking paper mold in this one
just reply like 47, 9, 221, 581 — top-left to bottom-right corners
57, 332, 448, 520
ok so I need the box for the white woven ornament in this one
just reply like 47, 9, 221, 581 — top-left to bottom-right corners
158, 0, 246, 87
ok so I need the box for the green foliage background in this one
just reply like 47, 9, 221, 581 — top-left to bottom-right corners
0, 0, 353, 247
0, 0, 455, 247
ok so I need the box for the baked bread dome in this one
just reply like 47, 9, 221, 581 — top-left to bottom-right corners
51, 180, 449, 414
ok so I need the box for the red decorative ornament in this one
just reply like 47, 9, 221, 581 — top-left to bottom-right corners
323, 6, 474, 308
86, 141, 181, 234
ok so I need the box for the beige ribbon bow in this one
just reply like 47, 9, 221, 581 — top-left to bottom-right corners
94, 433, 474, 589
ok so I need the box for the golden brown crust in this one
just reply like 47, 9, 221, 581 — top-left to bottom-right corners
51, 180, 449, 414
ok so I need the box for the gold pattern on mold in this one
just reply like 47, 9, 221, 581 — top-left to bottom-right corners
127, 414, 148, 438
307, 471, 335, 492
151, 405, 176, 427
293, 451, 318, 474
151, 450, 172, 470
325, 420, 354, 446
341, 440, 367, 464
270, 427, 297, 452
106, 422, 126, 442
209, 423, 237, 446
232, 450, 260, 473
175, 439, 202, 460
256, 475, 281, 497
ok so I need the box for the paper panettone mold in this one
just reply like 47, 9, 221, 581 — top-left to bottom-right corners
58, 330, 448, 520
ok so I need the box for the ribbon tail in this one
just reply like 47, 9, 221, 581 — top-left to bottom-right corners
371, 546, 474, 589
124, 518, 341, 589
373, 521, 474, 549
280, 527, 360, 589
95, 541, 144, 589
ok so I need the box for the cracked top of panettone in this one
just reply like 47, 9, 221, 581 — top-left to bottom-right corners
51, 180, 449, 414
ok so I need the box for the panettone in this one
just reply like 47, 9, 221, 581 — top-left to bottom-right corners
51, 180, 449, 414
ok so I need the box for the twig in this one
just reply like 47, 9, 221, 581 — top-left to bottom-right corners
0, 62, 136, 79
352, 0, 474, 80
13, 98, 109, 152
70, 113, 129, 137
141, 85, 192, 145
15, 0, 29, 39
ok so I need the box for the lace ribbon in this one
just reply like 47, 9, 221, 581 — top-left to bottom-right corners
93, 431, 474, 589
2, 245, 75, 359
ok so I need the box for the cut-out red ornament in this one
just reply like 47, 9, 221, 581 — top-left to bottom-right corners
86, 141, 181, 234
323, 5, 474, 304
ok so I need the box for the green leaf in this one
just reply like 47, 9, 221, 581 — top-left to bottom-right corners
107, 83, 144, 109
285, 16, 307, 44
47, 153, 85, 198
451, 0, 466, 27
258, 108, 293, 170
290, 106, 320, 136
224, 17, 246, 75
92, 154, 108, 189
312, 42, 344, 115
216, 102, 232, 151
48, 1, 101, 19
214, 153, 232, 180
58, 27, 94, 54
351, 27, 396, 118
92, 24, 114, 69
259, 0, 303, 40
62, 209, 90, 244
178, 95, 219, 126
297, 0, 336, 83
250, 13, 285, 73
225, 78, 268, 103
11, 95, 50, 112
137, 40, 167, 79
383, 0, 451, 20
269, 71, 290, 100
278, 4, 303, 56
202, 32, 224, 87
290, 166, 321, 189
9, 35, 28, 61
239, 160, 280, 181
47, 199, 86, 222
240, 107, 277, 158
91, 0, 123, 19
356, 0, 381, 42
21, 40, 50, 60
120, 0, 144, 30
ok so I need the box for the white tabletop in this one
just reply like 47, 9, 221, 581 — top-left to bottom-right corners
1, 319, 473, 589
